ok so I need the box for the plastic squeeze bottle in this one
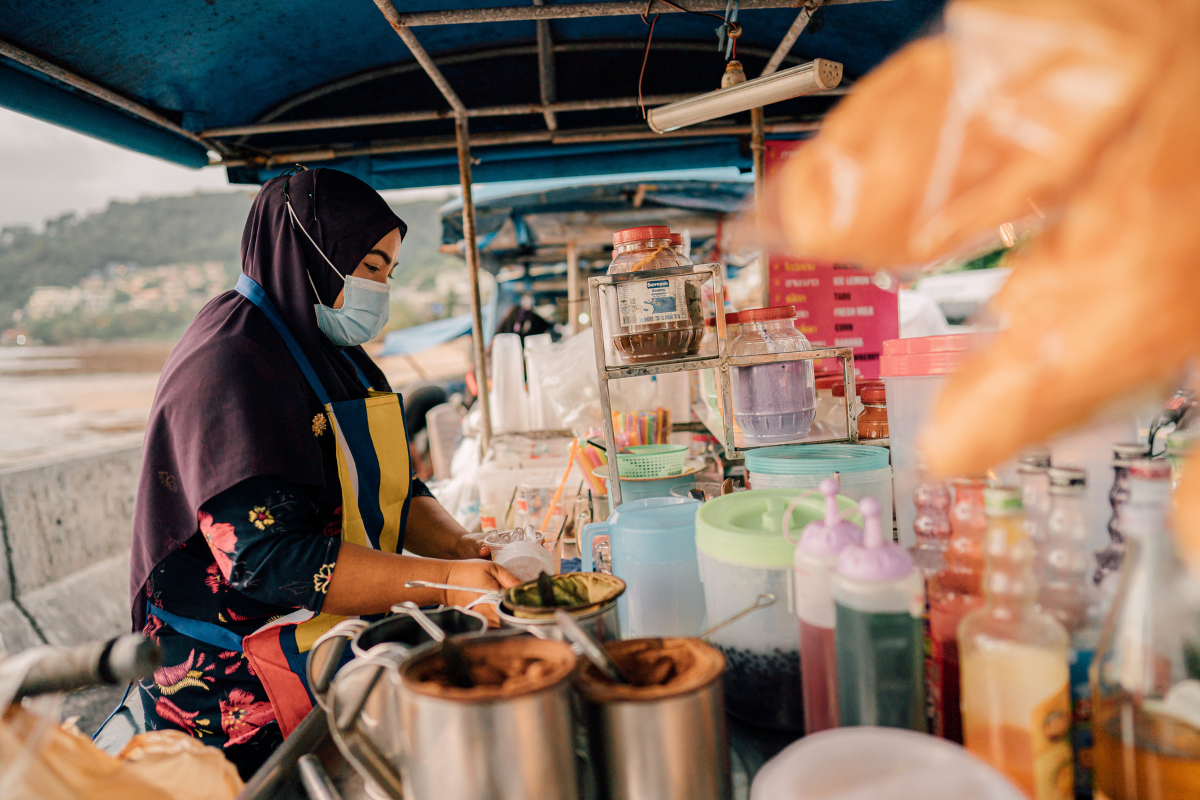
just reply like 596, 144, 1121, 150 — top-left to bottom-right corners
792, 478, 863, 734
959, 487, 1072, 800
1037, 467, 1103, 800
834, 496, 926, 731
926, 476, 989, 742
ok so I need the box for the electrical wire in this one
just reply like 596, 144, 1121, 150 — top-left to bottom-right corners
637, 0, 741, 117
91, 682, 133, 740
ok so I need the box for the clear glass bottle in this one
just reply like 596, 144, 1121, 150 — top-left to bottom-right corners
927, 476, 990, 743
959, 487, 1073, 800
1091, 459, 1200, 800
1019, 451, 1053, 582
912, 476, 952, 578
1039, 466, 1105, 800
857, 383, 889, 440
1094, 444, 1148, 593
728, 306, 816, 445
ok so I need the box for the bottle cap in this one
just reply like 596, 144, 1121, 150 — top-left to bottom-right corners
1128, 458, 1171, 481
670, 233, 683, 246
1113, 443, 1149, 463
613, 225, 671, 245
835, 497, 913, 582
798, 478, 864, 556
1017, 447, 1052, 471
984, 486, 1022, 514
1048, 466, 1087, 492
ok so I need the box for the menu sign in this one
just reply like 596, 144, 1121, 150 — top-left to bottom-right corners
764, 140, 898, 379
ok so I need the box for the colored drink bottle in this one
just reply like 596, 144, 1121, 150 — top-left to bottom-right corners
834, 497, 926, 732
1038, 467, 1103, 800
959, 487, 1073, 800
792, 478, 863, 734
1091, 459, 1200, 800
927, 476, 989, 742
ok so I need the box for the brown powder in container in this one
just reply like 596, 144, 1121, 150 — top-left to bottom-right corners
401, 637, 576, 702
574, 637, 725, 703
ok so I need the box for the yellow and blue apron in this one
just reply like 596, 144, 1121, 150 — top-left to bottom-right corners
149, 274, 412, 737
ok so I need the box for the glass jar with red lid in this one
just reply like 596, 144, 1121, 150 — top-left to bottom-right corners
603, 226, 705, 364
669, 232, 693, 264
729, 305, 817, 444
858, 383, 889, 439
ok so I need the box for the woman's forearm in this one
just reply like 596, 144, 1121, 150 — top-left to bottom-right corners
321, 543, 450, 615
403, 495, 485, 559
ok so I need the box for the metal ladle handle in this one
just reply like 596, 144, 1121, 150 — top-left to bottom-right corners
404, 580, 503, 600
391, 602, 446, 642
698, 594, 777, 640
554, 609, 629, 684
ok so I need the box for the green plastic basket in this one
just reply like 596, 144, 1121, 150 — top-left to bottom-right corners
615, 444, 689, 479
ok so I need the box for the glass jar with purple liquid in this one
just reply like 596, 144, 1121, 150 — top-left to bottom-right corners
729, 306, 817, 445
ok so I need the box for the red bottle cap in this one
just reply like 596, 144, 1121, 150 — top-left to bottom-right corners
737, 306, 796, 323
613, 226, 672, 245
670, 233, 683, 245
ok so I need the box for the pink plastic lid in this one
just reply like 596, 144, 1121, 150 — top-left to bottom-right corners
613, 225, 671, 245
738, 305, 797, 323
836, 497, 914, 581
799, 479, 864, 556
879, 334, 981, 377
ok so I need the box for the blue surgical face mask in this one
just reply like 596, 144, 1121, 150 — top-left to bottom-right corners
288, 200, 391, 347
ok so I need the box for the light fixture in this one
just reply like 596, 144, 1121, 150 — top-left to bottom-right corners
647, 58, 843, 134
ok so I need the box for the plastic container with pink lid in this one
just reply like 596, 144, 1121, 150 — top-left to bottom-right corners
880, 334, 980, 547
602, 225, 705, 365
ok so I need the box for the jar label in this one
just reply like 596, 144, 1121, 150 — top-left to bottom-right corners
1030, 683, 1074, 800
617, 277, 690, 327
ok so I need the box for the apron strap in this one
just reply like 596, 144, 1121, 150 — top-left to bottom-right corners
236, 274, 332, 406
148, 602, 245, 653
345, 354, 373, 392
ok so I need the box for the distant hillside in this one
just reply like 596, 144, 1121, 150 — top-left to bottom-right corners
0, 190, 461, 325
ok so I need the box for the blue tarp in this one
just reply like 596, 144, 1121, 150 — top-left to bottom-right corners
379, 280, 499, 356
0, 1, 947, 187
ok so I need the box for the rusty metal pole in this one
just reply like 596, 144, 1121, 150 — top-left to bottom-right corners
751, 106, 768, 307
456, 116, 493, 454
566, 240, 581, 335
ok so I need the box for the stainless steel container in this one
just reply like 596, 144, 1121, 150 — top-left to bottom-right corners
575, 637, 730, 800
397, 635, 580, 800
497, 596, 621, 642
327, 632, 580, 800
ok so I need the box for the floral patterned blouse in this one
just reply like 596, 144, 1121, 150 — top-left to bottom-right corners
139, 473, 431, 779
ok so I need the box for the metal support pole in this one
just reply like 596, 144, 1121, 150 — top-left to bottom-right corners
762, 5, 819, 77
373, 0, 466, 114
751, 106, 769, 307
456, 116, 494, 454
534, 0, 558, 131
397, 0, 881, 26
566, 241, 581, 335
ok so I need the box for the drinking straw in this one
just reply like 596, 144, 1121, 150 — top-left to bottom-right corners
540, 438, 580, 533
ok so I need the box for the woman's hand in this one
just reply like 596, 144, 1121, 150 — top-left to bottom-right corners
453, 530, 493, 560
444, 559, 521, 627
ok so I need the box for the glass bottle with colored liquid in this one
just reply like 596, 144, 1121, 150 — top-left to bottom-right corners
834, 496, 926, 731
927, 476, 989, 742
793, 478, 863, 734
1091, 458, 1200, 800
1038, 467, 1103, 800
959, 486, 1073, 800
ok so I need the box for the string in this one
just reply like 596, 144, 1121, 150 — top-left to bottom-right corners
638, 0, 740, 118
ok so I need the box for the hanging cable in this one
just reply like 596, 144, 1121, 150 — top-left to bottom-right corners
638, 0, 742, 117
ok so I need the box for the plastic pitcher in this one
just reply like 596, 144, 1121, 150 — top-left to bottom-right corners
580, 496, 705, 638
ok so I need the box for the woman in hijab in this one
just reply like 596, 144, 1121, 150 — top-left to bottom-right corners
129, 167, 518, 777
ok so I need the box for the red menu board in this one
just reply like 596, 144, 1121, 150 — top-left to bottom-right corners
764, 141, 898, 379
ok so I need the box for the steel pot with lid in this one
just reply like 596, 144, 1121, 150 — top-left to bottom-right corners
494, 572, 625, 642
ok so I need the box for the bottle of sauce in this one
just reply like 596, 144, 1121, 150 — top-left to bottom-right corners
1038, 467, 1104, 800
926, 476, 989, 742
1091, 459, 1200, 800
959, 486, 1073, 800
793, 478, 863, 734
834, 497, 926, 731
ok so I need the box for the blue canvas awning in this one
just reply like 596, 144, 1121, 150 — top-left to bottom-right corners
379, 283, 499, 356
0, 0, 946, 190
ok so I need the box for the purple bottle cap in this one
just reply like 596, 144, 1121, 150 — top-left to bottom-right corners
799, 478, 864, 556
836, 497, 913, 582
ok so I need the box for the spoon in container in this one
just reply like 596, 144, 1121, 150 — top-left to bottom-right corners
404, 580, 503, 602
394, 602, 474, 688
554, 609, 629, 685
697, 594, 777, 640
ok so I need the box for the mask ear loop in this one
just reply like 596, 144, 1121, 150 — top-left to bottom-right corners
285, 196, 345, 304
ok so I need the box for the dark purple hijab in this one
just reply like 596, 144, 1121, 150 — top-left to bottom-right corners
130, 168, 406, 631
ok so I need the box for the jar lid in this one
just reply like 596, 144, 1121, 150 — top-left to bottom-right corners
879, 333, 980, 377
670, 233, 683, 245
832, 379, 883, 398
860, 385, 887, 404
696, 489, 860, 568
816, 376, 843, 391
613, 225, 671, 245
738, 305, 796, 323
705, 312, 741, 327
744, 444, 890, 477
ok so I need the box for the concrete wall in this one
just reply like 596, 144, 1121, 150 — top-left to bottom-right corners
0, 443, 140, 654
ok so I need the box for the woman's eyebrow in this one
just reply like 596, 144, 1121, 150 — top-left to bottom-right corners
365, 248, 397, 268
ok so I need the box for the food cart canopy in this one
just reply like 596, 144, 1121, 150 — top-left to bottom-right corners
0, 0, 945, 190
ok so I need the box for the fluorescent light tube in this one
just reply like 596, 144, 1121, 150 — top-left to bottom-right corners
647, 58, 843, 133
